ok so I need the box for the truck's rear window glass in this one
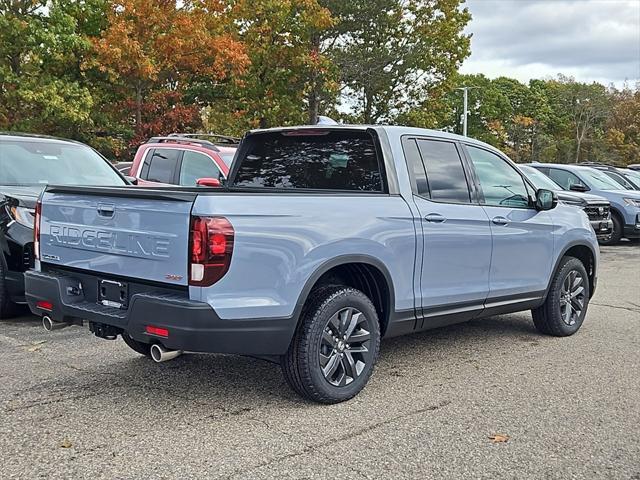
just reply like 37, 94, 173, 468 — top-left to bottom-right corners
232, 131, 383, 192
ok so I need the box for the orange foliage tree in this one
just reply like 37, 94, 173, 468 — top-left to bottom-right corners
91, 0, 248, 144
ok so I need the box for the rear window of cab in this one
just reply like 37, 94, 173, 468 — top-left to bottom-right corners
232, 130, 384, 192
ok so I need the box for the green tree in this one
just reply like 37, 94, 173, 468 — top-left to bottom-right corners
331, 0, 471, 124
0, 0, 103, 137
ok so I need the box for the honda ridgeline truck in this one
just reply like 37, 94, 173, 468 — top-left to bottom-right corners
26, 126, 599, 403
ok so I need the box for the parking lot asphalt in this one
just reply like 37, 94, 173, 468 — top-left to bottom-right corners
1, 244, 639, 480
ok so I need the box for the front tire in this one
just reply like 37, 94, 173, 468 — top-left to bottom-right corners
532, 256, 590, 336
281, 286, 381, 404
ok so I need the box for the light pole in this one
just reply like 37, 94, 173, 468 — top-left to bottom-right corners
456, 86, 478, 137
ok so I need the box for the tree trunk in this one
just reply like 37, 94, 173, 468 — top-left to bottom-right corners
364, 89, 373, 124
575, 127, 583, 163
307, 35, 321, 125
135, 82, 143, 134
308, 90, 319, 125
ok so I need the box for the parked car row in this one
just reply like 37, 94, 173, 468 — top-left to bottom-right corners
525, 163, 640, 244
1, 127, 637, 404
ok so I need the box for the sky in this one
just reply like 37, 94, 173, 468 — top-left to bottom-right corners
460, 0, 640, 87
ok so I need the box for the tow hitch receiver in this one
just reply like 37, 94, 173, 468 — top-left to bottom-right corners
89, 322, 122, 340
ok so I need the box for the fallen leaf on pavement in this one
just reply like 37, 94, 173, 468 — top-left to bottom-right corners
488, 434, 510, 443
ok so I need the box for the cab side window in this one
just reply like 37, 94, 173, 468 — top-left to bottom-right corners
179, 151, 223, 186
466, 146, 530, 208
416, 139, 471, 203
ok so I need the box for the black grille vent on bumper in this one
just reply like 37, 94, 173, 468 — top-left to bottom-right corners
584, 204, 610, 221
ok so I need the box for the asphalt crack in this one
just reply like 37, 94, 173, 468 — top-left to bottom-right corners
591, 302, 640, 314
222, 400, 452, 479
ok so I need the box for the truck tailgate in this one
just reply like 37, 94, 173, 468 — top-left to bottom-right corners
38, 186, 196, 286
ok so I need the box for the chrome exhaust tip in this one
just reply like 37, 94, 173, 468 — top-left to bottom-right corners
150, 343, 183, 363
42, 315, 68, 332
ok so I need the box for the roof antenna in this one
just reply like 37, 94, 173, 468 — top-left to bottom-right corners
316, 116, 339, 125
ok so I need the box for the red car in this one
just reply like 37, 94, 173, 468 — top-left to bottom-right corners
130, 134, 238, 187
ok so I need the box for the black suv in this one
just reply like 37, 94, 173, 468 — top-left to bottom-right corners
0, 133, 129, 317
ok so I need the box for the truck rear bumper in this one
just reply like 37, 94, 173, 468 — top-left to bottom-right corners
25, 270, 295, 356
5, 269, 26, 303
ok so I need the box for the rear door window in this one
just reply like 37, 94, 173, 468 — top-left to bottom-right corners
179, 151, 223, 186
232, 130, 383, 192
141, 148, 181, 183
416, 139, 471, 203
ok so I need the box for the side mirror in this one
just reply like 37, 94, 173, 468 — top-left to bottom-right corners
569, 183, 588, 192
196, 177, 221, 187
535, 189, 558, 211
125, 176, 138, 185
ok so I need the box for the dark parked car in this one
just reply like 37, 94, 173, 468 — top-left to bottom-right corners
0, 133, 129, 317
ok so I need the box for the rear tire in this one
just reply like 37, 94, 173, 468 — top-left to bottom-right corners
281, 286, 381, 404
532, 256, 590, 337
599, 213, 623, 245
0, 260, 17, 319
122, 332, 152, 357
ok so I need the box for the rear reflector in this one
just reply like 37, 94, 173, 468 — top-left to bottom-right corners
36, 300, 53, 311
145, 325, 169, 338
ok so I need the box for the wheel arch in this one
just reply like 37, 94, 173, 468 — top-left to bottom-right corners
546, 241, 597, 300
292, 255, 396, 336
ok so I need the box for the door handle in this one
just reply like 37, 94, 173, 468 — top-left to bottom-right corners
492, 216, 509, 226
424, 213, 446, 223
97, 204, 115, 218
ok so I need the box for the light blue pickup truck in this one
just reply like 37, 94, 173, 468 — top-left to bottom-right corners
26, 126, 599, 403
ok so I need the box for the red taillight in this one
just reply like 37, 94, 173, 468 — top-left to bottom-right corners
36, 300, 53, 311
189, 216, 234, 286
34, 199, 42, 260
145, 325, 169, 337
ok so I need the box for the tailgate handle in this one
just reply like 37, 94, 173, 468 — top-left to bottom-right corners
97, 204, 115, 218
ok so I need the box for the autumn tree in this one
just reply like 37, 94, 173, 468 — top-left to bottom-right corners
205, 0, 333, 133
91, 0, 248, 142
605, 85, 640, 165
